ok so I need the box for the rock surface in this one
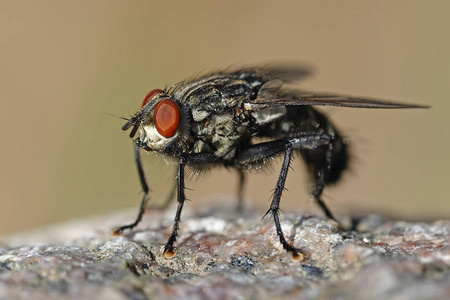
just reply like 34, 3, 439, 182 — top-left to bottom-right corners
0, 205, 449, 300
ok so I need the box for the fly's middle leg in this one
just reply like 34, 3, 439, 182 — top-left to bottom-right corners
236, 170, 245, 212
237, 140, 299, 257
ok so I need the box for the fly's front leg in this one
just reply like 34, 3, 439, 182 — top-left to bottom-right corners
113, 141, 150, 235
162, 153, 221, 259
161, 156, 186, 259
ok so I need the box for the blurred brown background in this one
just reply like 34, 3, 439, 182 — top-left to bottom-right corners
1, 1, 448, 236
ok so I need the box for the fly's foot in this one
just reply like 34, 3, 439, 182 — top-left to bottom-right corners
290, 250, 304, 262
282, 243, 305, 262
112, 223, 136, 236
334, 219, 345, 231
112, 226, 128, 236
112, 229, 123, 236
162, 245, 177, 259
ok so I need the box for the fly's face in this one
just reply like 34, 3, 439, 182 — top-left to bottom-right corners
123, 89, 184, 152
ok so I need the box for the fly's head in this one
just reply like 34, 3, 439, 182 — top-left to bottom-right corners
122, 89, 188, 152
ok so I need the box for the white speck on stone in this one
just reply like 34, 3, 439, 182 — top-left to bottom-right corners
226, 240, 237, 247
184, 217, 228, 234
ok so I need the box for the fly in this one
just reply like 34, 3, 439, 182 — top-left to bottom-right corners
115, 65, 428, 259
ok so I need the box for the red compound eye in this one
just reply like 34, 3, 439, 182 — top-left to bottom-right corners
141, 89, 163, 108
154, 99, 180, 138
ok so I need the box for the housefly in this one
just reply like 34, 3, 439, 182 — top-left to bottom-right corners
115, 65, 428, 259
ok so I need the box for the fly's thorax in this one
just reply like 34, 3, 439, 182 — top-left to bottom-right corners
189, 108, 253, 159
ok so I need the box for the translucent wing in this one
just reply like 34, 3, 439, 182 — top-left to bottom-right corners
251, 94, 428, 109
251, 83, 429, 109
256, 64, 312, 83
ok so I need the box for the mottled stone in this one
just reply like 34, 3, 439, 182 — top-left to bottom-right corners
0, 205, 449, 300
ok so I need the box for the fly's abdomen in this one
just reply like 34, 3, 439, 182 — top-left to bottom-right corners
297, 107, 349, 185
256, 106, 349, 185
301, 130, 348, 184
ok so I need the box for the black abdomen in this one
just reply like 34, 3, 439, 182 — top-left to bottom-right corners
297, 107, 349, 185
256, 105, 349, 185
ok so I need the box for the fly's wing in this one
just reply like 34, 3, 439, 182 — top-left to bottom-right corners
250, 82, 429, 109
257, 63, 312, 83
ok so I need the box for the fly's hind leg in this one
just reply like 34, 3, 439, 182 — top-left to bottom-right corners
304, 131, 348, 226
312, 137, 339, 222
311, 174, 338, 222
